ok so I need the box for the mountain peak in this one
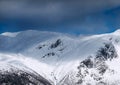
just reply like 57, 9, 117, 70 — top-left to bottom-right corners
113, 29, 120, 35
0, 30, 63, 38
1, 32, 20, 37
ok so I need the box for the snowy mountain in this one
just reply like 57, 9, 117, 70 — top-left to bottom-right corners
0, 30, 120, 85
0, 62, 52, 85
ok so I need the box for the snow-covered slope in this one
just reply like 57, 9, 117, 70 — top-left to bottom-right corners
0, 62, 52, 85
0, 29, 120, 85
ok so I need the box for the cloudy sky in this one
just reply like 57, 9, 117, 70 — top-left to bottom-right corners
0, 0, 120, 34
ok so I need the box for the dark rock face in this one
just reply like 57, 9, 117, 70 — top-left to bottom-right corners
81, 58, 93, 68
38, 44, 46, 49
0, 69, 52, 85
50, 39, 62, 49
42, 52, 55, 58
96, 43, 117, 60
77, 43, 118, 85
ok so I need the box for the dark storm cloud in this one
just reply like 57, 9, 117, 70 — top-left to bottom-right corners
0, 0, 120, 34
1, 0, 120, 20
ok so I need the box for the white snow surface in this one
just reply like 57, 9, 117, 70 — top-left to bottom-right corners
0, 30, 120, 84
1, 32, 20, 37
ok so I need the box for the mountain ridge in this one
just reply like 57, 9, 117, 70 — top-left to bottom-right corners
0, 29, 120, 85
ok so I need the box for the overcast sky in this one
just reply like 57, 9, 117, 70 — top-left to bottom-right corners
0, 0, 120, 34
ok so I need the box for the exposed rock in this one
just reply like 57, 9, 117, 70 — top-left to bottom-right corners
76, 43, 118, 85
50, 39, 62, 49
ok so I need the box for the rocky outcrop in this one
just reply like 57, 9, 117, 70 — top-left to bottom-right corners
0, 65, 52, 85
76, 43, 118, 85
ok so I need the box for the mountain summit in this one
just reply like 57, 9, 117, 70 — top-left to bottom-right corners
113, 29, 120, 35
0, 30, 120, 85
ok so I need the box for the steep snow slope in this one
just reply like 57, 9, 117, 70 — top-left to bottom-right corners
0, 62, 52, 85
0, 30, 120, 85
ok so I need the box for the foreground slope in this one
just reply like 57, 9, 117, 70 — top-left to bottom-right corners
0, 62, 52, 85
0, 30, 120, 85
